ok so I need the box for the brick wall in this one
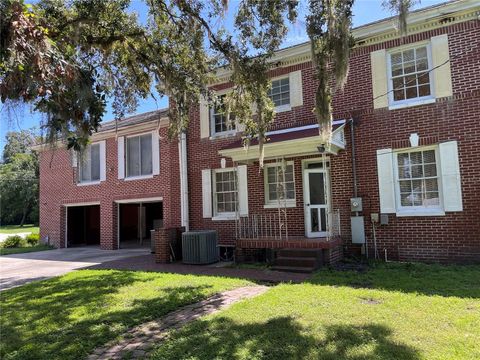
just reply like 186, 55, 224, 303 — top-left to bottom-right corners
39, 126, 181, 249
184, 19, 480, 263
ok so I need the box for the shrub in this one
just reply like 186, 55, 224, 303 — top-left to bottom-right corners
25, 233, 40, 246
1, 235, 24, 248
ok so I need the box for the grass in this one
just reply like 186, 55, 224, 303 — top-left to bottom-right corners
151, 262, 480, 360
0, 269, 252, 360
0, 244, 54, 256
0, 224, 39, 234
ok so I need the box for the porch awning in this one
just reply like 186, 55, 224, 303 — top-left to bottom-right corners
219, 120, 347, 162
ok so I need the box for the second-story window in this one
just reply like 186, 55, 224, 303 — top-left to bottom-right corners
126, 133, 152, 178
79, 143, 100, 183
211, 95, 236, 136
268, 77, 290, 107
389, 45, 433, 104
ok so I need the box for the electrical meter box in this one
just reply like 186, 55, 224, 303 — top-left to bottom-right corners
351, 216, 366, 244
350, 197, 363, 212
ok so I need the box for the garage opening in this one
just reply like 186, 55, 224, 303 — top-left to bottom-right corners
66, 205, 100, 247
119, 201, 163, 248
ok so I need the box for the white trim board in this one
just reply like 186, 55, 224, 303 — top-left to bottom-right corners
64, 201, 101, 207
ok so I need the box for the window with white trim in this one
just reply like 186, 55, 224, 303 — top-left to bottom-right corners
79, 144, 100, 183
395, 148, 440, 210
211, 95, 236, 135
126, 133, 153, 177
264, 162, 295, 205
268, 77, 290, 107
213, 169, 238, 215
388, 45, 433, 105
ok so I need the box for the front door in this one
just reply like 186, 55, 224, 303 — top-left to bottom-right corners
304, 168, 330, 237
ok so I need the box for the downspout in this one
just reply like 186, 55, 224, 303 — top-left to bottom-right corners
350, 118, 358, 201
179, 131, 190, 231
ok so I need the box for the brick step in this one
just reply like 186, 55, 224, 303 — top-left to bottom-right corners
271, 265, 316, 273
277, 248, 324, 258
274, 256, 318, 268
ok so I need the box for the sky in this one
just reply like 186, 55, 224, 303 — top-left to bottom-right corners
0, 0, 447, 151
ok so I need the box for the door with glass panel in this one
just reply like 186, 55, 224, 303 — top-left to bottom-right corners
304, 168, 330, 237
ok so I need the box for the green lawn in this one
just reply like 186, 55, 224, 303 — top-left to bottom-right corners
0, 245, 53, 256
0, 270, 252, 360
0, 224, 39, 234
151, 263, 480, 360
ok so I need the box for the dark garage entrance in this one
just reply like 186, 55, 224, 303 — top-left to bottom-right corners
66, 205, 100, 247
118, 201, 163, 248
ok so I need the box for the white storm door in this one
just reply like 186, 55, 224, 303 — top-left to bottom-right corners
304, 169, 330, 237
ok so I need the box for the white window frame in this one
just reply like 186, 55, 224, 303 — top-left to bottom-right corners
387, 42, 435, 109
263, 162, 296, 208
268, 76, 291, 112
125, 132, 154, 180
212, 168, 238, 219
77, 143, 101, 185
210, 94, 237, 138
393, 145, 444, 217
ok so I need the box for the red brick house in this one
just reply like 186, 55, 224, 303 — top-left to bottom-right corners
37, 0, 480, 265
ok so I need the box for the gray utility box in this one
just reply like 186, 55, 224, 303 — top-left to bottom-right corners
351, 216, 366, 244
182, 230, 219, 265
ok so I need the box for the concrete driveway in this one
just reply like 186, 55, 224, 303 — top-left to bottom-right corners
0, 246, 150, 291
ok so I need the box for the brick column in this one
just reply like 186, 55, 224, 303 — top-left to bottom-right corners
155, 228, 171, 263
100, 201, 117, 250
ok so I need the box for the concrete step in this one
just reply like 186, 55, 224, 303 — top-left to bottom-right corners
274, 256, 318, 268
271, 265, 316, 273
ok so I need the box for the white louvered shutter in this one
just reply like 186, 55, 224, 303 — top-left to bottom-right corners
199, 97, 210, 139
439, 141, 462, 212
237, 165, 249, 216
431, 34, 453, 99
152, 131, 160, 175
99, 140, 106, 181
371, 49, 388, 109
376, 148, 396, 213
117, 136, 125, 179
202, 169, 212, 218
289, 70, 303, 108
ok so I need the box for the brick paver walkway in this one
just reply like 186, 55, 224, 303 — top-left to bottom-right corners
88, 285, 268, 360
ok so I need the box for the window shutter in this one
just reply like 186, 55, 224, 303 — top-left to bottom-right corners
71, 150, 78, 168
289, 70, 303, 107
439, 141, 462, 212
99, 140, 106, 181
431, 34, 453, 99
237, 165, 249, 216
376, 148, 396, 213
202, 169, 212, 218
199, 97, 210, 139
152, 131, 160, 175
370, 49, 388, 109
117, 136, 125, 179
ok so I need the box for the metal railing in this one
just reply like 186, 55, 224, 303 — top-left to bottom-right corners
236, 209, 341, 240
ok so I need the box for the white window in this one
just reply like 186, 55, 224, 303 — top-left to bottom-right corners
268, 77, 290, 107
211, 95, 236, 136
126, 133, 153, 178
79, 144, 100, 183
388, 45, 433, 105
213, 169, 238, 216
264, 162, 295, 206
395, 148, 440, 210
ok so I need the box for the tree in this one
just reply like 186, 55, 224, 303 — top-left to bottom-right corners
0, 0, 415, 163
0, 152, 39, 226
2, 129, 36, 163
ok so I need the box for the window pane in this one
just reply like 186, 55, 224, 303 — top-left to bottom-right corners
396, 148, 440, 209
127, 136, 140, 177
269, 78, 290, 107
214, 170, 237, 214
141, 134, 152, 175
90, 144, 100, 181
405, 86, 418, 99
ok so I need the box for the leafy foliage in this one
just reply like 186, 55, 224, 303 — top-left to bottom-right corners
1, 234, 24, 248
1, 0, 416, 162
